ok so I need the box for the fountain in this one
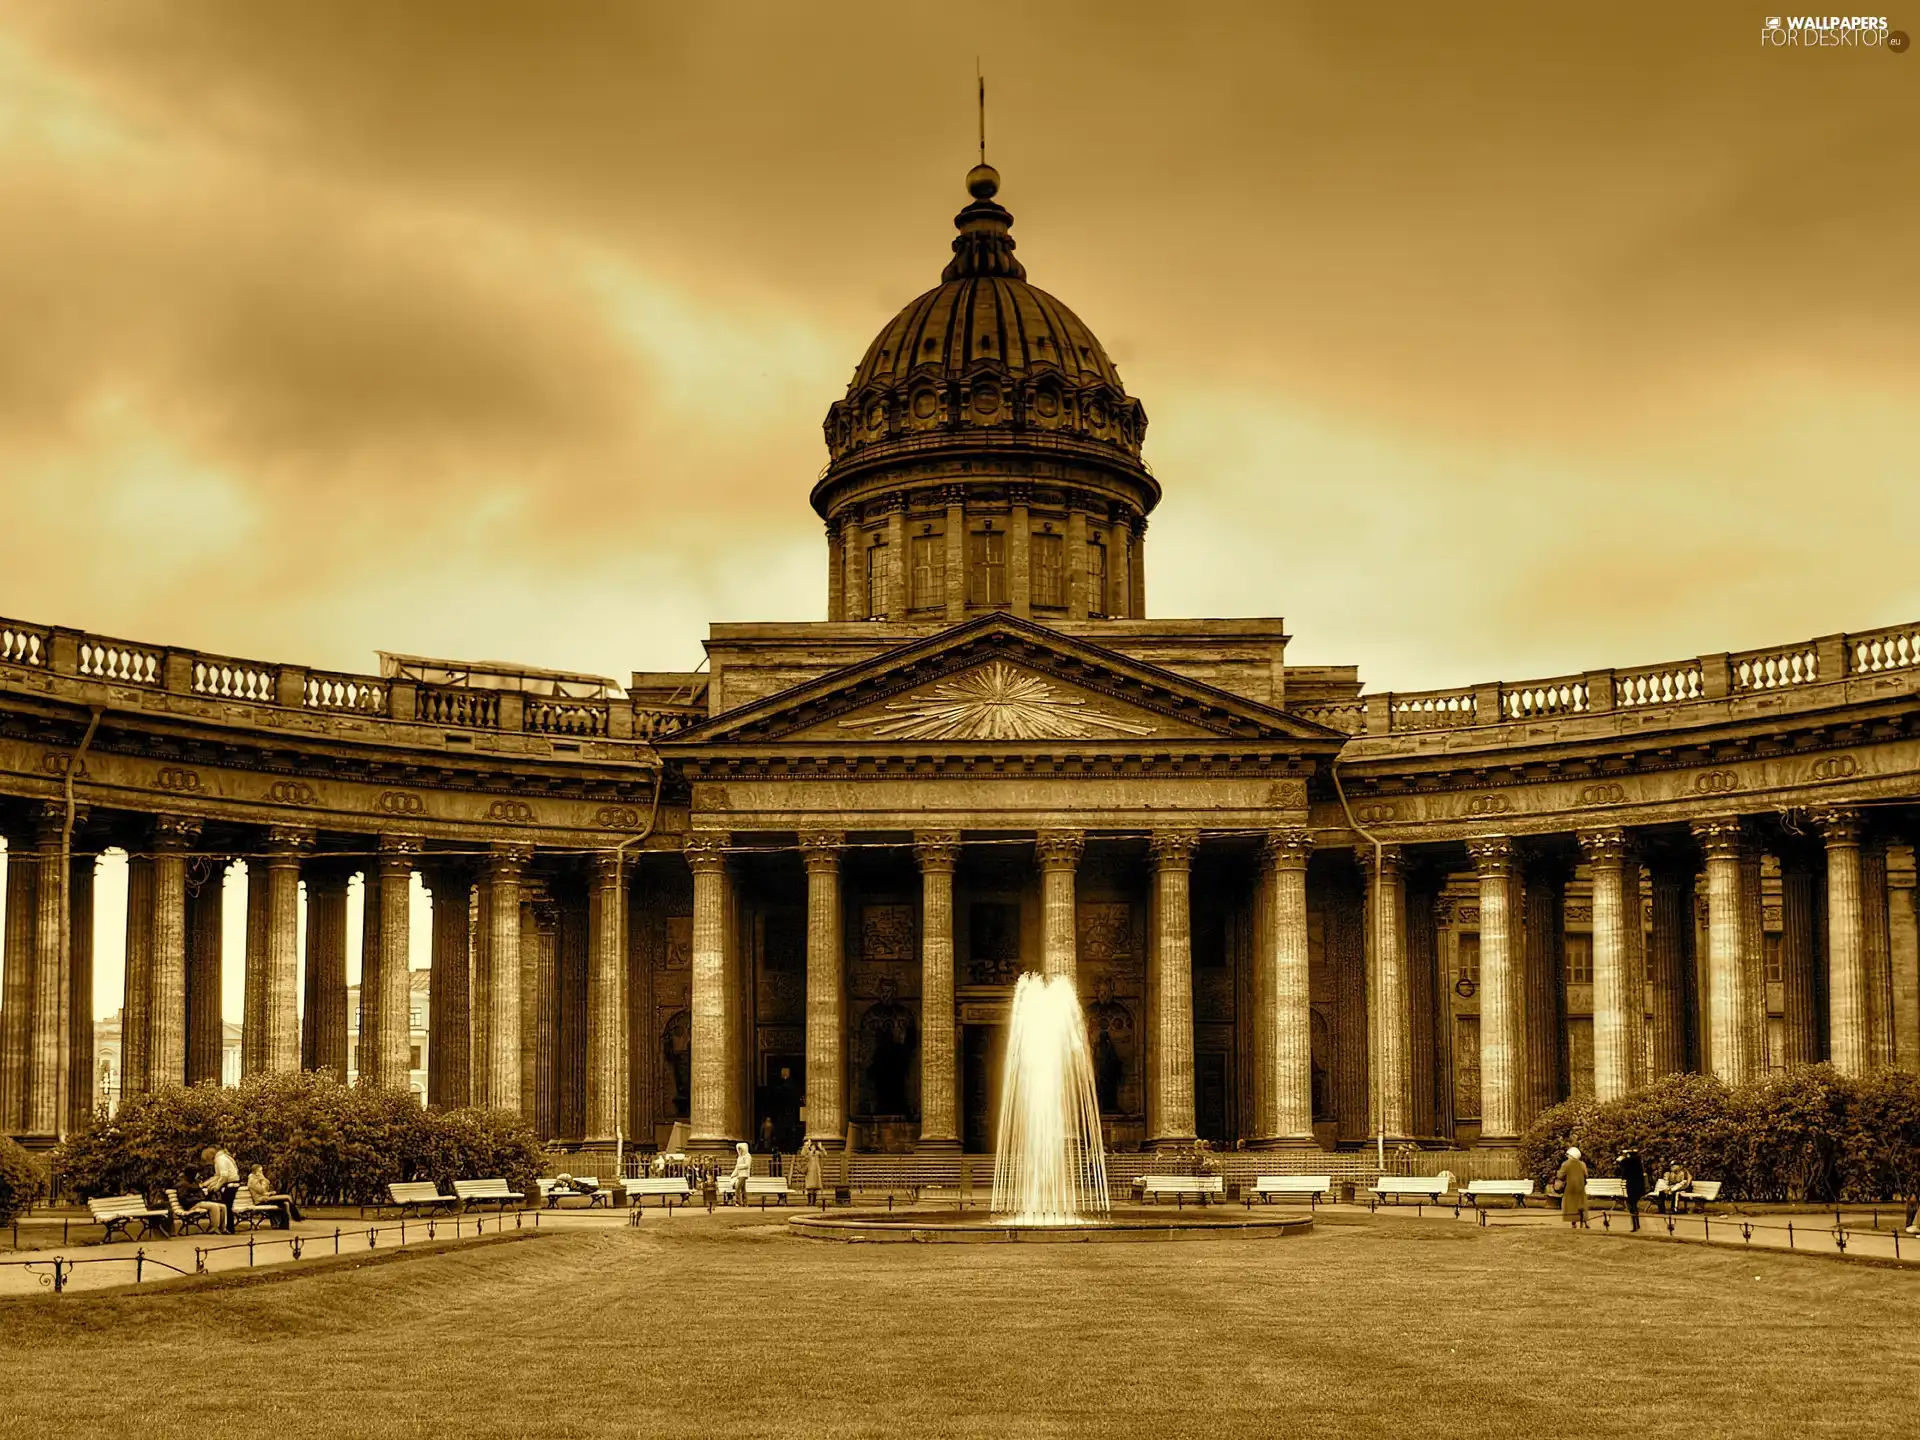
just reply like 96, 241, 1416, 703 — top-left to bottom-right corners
788, 967, 1310, 1244
991, 972, 1110, 1224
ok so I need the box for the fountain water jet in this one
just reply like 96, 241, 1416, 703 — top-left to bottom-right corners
990, 972, 1110, 1224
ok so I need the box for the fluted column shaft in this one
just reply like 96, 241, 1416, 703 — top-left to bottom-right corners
65, 853, 96, 1131
27, 808, 71, 1133
1647, 859, 1696, 1077
2, 832, 40, 1128
1779, 855, 1821, 1068
262, 829, 311, 1075
586, 852, 627, 1142
687, 836, 738, 1148
1146, 831, 1197, 1150
1815, 809, 1869, 1074
532, 902, 560, 1139
914, 833, 960, 1149
372, 837, 417, 1088
303, 866, 351, 1079
802, 832, 847, 1149
1036, 831, 1084, 985
519, 897, 542, 1128
1358, 844, 1412, 1142
1469, 838, 1521, 1143
357, 864, 381, 1082
148, 815, 199, 1095
1258, 828, 1314, 1144
119, 857, 153, 1102
487, 847, 529, 1114
1740, 845, 1767, 1071
1892, 851, 1919, 1074
1521, 856, 1567, 1124
422, 864, 473, 1108
1694, 819, 1759, 1084
1862, 839, 1894, 1069
185, 867, 225, 1086
241, 863, 269, 1077
1581, 829, 1643, 1102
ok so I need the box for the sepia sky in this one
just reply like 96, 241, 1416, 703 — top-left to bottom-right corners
1, 0, 1916, 701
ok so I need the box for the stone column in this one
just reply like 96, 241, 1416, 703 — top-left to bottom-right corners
1128, 515, 1147, 619
65, 851, 96, 1132
1256, 827, 1314, 1146
1740, 843, 1768, 1071
1146, 831, 1197, 1150
686, 835, 739, 1149
519, 895, 541, 1124
825, 521, 845, 623
943, 489, 967, 621
1693, 818, 1759, 1084
1521, 852, 1568, 1124
119, 855, 154, 1102
470, 877, 491, 1106
185, 864, 225, 1087
372, 836, 418, 1088
303, 864, 351, 1079
357, 864, 382, 1083
884, 498, 908, 618
1404, 870, 1442, 1140
1812, 808, 1867, 1074
1111, 523, 1133, 621
913, 832, 961, 1150
1468, 838, 1522, 1145
261, 827, 311, 1075
2, 827, 40, 1129
1647, 856, 1697, 1077
1035, 831, 1084, 984
422, 862, 473, 1108
586, 850, 627, 1143
241, 860, 269, 1077
1891, 846, 1919, 1075
1778, 852, 1822, 1068
486, 846, 529, 1114
27, 805, 71, 1133
1357, 844, 1412, 1143
801, 831, 847, 1149
1581, 828, 1644, 1102
1066, 506, 1090, 619
1862, 838, 1894, 1070
532, 900, 560, 1139
1009, 487, 1032, 617
147, 814, 200, 1095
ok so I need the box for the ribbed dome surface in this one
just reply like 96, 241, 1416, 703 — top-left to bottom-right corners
848, 276, 1126, 394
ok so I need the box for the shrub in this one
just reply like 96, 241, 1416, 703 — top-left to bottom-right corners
0, 1135, 46, 1224
52, 1073, 549, 1206
1838, 1069, 1920, 1203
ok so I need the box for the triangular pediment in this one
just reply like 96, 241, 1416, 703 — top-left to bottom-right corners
659, 614, 1349, 753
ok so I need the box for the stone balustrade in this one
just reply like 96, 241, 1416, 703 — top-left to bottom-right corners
0, 614, 704, 745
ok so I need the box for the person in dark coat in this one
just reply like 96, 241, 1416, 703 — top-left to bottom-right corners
1617, 1149, 1647, 1231
1555, 1146, 1590, 1228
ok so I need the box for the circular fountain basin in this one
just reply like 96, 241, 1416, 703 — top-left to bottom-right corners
787, 1203, 1313, 1244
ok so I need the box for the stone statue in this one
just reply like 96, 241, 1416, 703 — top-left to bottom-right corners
1086, 978, 1132, 1115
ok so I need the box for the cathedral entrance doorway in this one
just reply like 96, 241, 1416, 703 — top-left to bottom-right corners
961, 1022, 1006, 1154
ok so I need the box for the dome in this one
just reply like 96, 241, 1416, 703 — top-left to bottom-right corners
817, 168, 1152, 487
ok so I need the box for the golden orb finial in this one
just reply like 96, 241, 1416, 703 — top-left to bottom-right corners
966, 163, 1000, 200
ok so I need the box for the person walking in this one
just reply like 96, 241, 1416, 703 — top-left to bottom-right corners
1555, 1146, 1590, 1229
1617, 1148, 1647, 1232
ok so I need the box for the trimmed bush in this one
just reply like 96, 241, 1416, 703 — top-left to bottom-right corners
53, 1073, 548, 1206
0, 1134, 46, 1224
1521, 1064, 1920, 1203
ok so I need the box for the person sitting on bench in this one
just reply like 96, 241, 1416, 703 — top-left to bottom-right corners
1651, 1160, 1692, 1214
247, 1164, 303, 1227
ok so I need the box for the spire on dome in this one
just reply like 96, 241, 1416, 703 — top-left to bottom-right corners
942, 164, 1026, 281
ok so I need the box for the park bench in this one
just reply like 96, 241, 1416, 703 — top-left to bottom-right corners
537, 1177, 612, 1209
163, 1188, 217, 1236
1677, 1180, 1722, 1213
228, 1188, 285, 1231
1587, 1179, 1627, 1208
617, 1177, 688, 1209
87, 1194, 170, 1243
1368, 1174, 1455, 1207
737, 1176, 796, 1206
453, 1178, 526, 1211
386, 1181, 459, 1217
1137, 1175, 1225, 1206
1248, 1175, 1332, 1206
1463, 1179, 1536, 1209
849, 1159, 957, 1205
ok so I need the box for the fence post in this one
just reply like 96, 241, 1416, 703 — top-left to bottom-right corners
135, 1248, 144, 1284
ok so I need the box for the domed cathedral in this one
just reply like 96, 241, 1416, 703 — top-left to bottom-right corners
816, 164, 1156, 625
2, 168, 1918, 1189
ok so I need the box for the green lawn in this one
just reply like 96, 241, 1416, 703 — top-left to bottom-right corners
1, 1211, 1915, 1438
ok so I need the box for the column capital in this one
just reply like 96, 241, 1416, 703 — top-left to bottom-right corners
1811, 806, 1863, 845
1690, 816, 1749, 861
35, 799, 88, 840
683, 832, 730, 875
799, 830, 847, 872
152, 812, 203, 850
1354, 842, 1403, 879
263, 825, 316, 857
590, 848, 626, 884
1466, 835, 1514, 876
1262, 827, 1313, 869
1035, 830, 1086, 870
1576, 827, 1634, 869
487, 842, 533, 880
913, 832, 962, 872
377, 833, 422, 872
1145, 830, 1196, 868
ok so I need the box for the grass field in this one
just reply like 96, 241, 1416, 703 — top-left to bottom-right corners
1, 1210, 1915, 1439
